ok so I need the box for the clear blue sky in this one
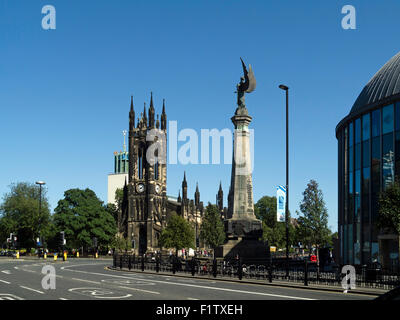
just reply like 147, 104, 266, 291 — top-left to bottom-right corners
1, 0, 400, 232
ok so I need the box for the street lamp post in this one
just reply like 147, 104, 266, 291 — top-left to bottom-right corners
36, 181, 46, 258
279, 84, 290, 278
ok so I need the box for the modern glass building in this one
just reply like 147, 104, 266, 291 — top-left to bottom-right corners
336, 51, 400, 267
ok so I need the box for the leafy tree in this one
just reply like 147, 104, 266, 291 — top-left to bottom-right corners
262, 221, 296, 249
159, 213, 194, 254
378, 179, 400, 236
297, 180, 331, 257
53, 188, 117, 251
255, 196, 277, 228
199, 203, 225, 252
111, 234, 132, 252
0, 182, 51, 248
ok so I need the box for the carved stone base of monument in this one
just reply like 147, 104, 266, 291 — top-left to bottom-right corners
215, 219, 269, 260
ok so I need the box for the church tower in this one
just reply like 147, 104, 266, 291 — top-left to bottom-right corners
127, 93, 167, 255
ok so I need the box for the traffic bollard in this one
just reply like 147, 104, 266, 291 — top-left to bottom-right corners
44, 252, 47, 260
76, 251, 79, 258
16, 251, 19, 259
54, 254, 58, 262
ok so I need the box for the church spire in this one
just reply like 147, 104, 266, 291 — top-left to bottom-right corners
149, 92, 155, 128
182, 171, 187, 203
142, 102, 147, 127
161, 99, 167, 131
129, 95, 135, 131
195, 182, 200, 207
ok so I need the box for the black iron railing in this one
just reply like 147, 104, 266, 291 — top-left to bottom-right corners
112, 253, 400, 290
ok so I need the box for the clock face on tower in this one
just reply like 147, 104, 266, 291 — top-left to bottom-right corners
155, 184, 160, 194
136, 183, 145, 193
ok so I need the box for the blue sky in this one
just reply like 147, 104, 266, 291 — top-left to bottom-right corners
1, 0, 400, 232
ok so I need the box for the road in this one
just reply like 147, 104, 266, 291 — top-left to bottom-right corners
0, 257, 376, 301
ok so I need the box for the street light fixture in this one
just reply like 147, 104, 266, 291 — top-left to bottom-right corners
279, 84, 290, 278
36, 181, 46, 257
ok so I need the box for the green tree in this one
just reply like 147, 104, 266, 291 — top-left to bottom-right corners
254, 196, 277, 228
199, 203, 225, 253
159, 213, 194, 254
0, 182, 51, 249
297, 180, 331, 256
53, 188, 117, 251
111, 234, 132, 252
378, 179, 400, 236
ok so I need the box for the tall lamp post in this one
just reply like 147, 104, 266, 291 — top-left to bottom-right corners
279, 84, 290, 278
36, 181, 46, 257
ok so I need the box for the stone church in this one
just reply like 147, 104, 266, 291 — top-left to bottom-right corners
118, 94, 223, 255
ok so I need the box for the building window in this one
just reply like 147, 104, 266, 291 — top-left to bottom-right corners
372, 109, 381, 138
382, 104, 394, 135
382, 133, 394, 189
362, 113, 370, 141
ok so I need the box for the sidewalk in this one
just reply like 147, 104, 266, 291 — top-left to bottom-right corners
107, 265, 389, 297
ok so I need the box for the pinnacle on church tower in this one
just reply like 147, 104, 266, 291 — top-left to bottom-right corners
149, 92, 155, 128
161, 99, 167, 131
129, 96, 135, 130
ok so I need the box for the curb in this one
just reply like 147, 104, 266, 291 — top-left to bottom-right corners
106, 266, 385, 297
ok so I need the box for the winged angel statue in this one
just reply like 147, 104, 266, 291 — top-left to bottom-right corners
236, 58, 256, 109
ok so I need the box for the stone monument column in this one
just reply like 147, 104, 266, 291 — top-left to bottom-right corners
217, 59, 267, 260
225, 107, 262, 240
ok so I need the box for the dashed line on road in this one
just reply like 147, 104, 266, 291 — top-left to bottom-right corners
19, 286, 45, 295
117, 286, 160, 295
0, 279, 11, 284
71, 278, 101, 285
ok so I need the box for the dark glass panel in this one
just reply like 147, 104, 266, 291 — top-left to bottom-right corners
355, 143, 361, 170
363, 140, 370, 168
355, 118, 361, 144
371, 136, 380, 167
348, 224, 354, 264
349, 171, 354, 224
343, 225, 348, 265
372, 109, 381, 138
396, 102, 400, 131
396, 131, 400, 178
362, 167, 370, 223
349, 146, 353, 172
355, 170, 361, 223
382, 104, 394, 135
349, 122, 354, 147
382, 133, 394, 189
362, 113, 370, 141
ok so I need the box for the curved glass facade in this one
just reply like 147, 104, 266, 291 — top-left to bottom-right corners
337, 101, 400, 265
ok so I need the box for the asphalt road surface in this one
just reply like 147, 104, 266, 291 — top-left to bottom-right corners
0, 257, 376, 301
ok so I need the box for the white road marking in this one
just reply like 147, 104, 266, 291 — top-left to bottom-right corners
117, 286, 160, 295
0, 279, 11, 284
187, 297, 199, 300
20, 286, 45, 294
59, 298, 68, 300
1, 270, 11, 274
61, 264, 315, 300
68, 287, 132, 299
72, 278, 101, 285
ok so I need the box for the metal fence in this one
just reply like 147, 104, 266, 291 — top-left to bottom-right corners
112, 253, 400, 290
